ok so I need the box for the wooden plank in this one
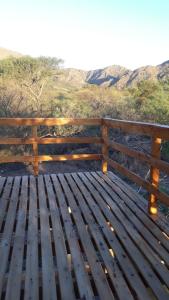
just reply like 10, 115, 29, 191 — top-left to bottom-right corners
87, 172, 169, 291
106, 139, 169, 175
32, 126, 39, 176
101, 124, 108, 173
149, 137, 162, 214
0, 177, 13, 230
78, 172, 169, 300
71, 172, 151, 300
0, 137, 102, 145
104, 118, 169, 139
106, 171, 169, 249
0, 177, 6, 195
57, 173, 114, 300
5, 176, 28, 300
0, 118, 101, 126
51, 174, 94, 300
0, 153, 102, 163
0, 155, 34, 163
0, 176, 21, 298
99, 171, 169, 252
92, 172, 169, 266
65, 173, 149, 300
105, 156, 169, 206
44, 175, 75, 300
24, 176, 39, 300
37, 175, 57, 300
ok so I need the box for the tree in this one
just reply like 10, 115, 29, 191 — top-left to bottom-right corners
0, 56, 63, 114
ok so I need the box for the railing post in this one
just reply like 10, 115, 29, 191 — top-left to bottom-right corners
148, 137, 162, 215
32, 126, 39, 176
101, 121, 108, 173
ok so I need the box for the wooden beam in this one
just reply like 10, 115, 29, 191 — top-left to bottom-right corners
0, 118, 101, 126
104, 156, 169, 207
106, 139, 169, 175
101, 124, 108, 173
0, 137, 102, 145
32, 126, 39, 176
148, 137, 162, 215
0, 154, 102, 163
104, 118, 169, 140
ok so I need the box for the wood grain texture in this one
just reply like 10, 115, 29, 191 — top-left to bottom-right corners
101, 124, 108, 173
0, 118, 101, 126
104, 118, 169, 139
0, 153, 102, 163
0, 137, 102, 145
32, 126, 39, 176
0, 171, 169, 299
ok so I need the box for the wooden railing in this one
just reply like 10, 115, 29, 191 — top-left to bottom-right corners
0, 118, 102, 176
0, 117, 169, 215
102, 118, 169, 215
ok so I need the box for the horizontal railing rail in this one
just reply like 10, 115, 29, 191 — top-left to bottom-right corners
0, 118, 101, 126
102, 118, 169, 214
0, 117, 169, 215
0, 137, 102, 145
104, 118, 169, 139
0, 118, 102, 176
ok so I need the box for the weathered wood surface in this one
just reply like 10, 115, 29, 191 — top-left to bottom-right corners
101, 124, 108, 173
0, 118, 101, 126
0, 153, 102, 163
0, 137, 102, 145
104, 118, 169, 139
0, 171, 169, 300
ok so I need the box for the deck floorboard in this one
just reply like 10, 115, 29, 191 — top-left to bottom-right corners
0, 171, 169, 300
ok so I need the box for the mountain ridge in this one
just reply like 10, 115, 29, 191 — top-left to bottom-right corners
0, 47, 168, 89
60, 61, 169, 89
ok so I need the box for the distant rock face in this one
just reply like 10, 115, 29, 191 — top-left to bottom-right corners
58, 61, 169, 89
0, 47, 22, 60
86, 65, 130, 86
157, 60, 169, 81
116, 65, 159, 89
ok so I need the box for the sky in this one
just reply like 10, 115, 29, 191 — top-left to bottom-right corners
0, 0, 169, 70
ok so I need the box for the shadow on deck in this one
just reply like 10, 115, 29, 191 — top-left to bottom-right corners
0, 171, 169, 300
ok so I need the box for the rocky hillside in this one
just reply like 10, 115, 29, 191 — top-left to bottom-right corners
57, 60, 169, 89
86, 65, 130, 86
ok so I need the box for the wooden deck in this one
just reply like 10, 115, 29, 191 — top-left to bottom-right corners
0, 171, 169, 300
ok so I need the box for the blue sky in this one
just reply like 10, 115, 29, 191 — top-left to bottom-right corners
0, 0, 169, 70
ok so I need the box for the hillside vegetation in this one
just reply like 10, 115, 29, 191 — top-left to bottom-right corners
0, 55, 169, 126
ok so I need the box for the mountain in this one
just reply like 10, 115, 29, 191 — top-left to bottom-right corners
57, 61, 169, 89
55, 65, 131, 88
86, 65, 131, 86
0, 47, 22, 60
0, 47, 168, 89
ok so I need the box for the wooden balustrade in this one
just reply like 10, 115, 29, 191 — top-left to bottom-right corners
0, 118, 102, 176
0, 117, 169, 215
102, 118, 169, 214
